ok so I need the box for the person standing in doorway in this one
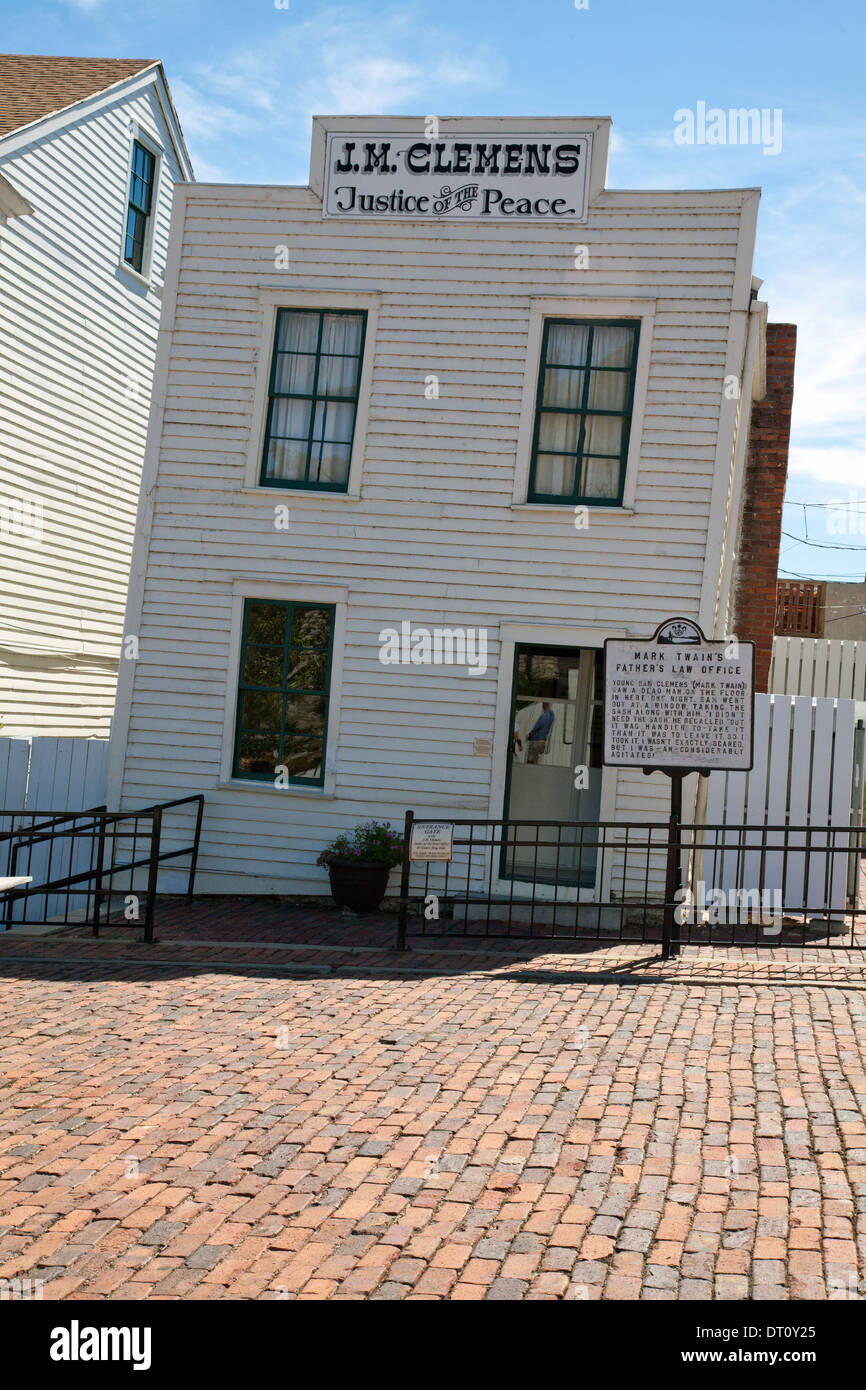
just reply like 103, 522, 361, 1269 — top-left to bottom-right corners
526, 702, 555, 763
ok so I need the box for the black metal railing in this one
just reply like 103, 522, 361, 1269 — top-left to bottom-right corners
395, 811, 866, 955
0, 794, 204, 941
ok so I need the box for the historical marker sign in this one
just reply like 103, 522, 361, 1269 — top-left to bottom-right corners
323, 132, 592, 221
409, 821, 454, 862
603, 618, 755, 772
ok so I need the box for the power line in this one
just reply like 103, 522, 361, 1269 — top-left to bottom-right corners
781, 530, 866, 551
784, 499, 866, 509
778, 569, 866, 580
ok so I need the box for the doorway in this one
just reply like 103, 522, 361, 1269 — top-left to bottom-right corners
502, 644, 604, 887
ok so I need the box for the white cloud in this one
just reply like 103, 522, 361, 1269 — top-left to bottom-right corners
173, 5, 507, 179
787, 444, 866, 487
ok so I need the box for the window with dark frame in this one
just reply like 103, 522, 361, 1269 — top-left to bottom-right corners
123, 139, 156, 273
260, 308, 367, 491
528, 318, 640, 506
232, 599, 335, 785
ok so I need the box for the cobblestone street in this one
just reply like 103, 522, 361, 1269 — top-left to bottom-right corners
1, 906, 866, 1301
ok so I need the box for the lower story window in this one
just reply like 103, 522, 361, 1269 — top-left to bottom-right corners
233, 598, 335, 784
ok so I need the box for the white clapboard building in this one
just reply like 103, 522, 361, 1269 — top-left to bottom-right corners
0, 55, 193, 737
108, 116, 769, 897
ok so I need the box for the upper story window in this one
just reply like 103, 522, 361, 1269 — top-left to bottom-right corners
528, 319, 640, 506
260, 308, 367, 491
123, 139, 156, 273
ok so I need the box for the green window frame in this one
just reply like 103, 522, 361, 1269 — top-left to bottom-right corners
527, 318, 640, 507
232, 598, 335, 786
259, 307, 368, 492
124, 139, 156, 273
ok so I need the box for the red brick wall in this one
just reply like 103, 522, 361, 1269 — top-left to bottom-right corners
733, 322, 797, 690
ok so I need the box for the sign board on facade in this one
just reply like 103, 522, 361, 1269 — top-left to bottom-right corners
323, 132, 592, 222
603, 618, 755, 772
409, 821, 455, 862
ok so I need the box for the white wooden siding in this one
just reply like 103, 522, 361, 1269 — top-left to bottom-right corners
0, 81, 186, 736
113, 127, 761, 895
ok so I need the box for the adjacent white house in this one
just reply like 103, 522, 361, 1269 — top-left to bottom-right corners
0, 54, 193, 738
108, 115, 770, 899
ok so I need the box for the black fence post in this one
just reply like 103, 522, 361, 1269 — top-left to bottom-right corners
90, 813, 107, 937
395, 809, 414, 951
187, 795, 204, 903
143, 807, 162, 944
661, 772, 684, 960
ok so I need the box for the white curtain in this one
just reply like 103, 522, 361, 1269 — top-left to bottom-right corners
273, 312, 318, 395
317, 314, 363, 397
591, 325, 633, 368
547, 323, 589, 366
580, 457, 620, 498
266, 399, 311, 481
310, 400, 354, 484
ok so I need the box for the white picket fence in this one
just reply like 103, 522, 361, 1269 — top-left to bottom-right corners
703, 695, 862, 912
0, 737, 109, 921
770, 637, 866, 702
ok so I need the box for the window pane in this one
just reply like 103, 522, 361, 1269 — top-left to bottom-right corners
125, 209, 145, 270
309, 441, 351, 486
236, 733, 280, 774
316, 354, 359, 396
321, 313, 363, 356
269, 397, 311, 440
241, 690, 282, 729
273, 351, 317, 396
276, 311, 319, 354
538, 411, 580, 454
246, 603, 287, 644
291, 607, 332, 647
580, 457, 621, 499
129, 143, 154, 213
587, 370, 629, 411
546, 323, 590, 367
284, 694, 326, 735
286, 649, 327, 689
533, 454, 577, 497
243, 646, 284, 686
583, 415, 624, 456
265, 438, 307, 482
282, 736, 323, 780
313, 400, 355, 443
542, 366, 584, 409
591, 325, 634, 368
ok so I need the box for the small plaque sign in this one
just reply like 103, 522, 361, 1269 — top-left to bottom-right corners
603, 618, 755, 772
409, 821, 455, 862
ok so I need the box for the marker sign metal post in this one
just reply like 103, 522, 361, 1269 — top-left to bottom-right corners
397, 811, 456, 952
603, 618, 756, 958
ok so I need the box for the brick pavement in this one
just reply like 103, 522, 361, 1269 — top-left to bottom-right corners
1, 902, 866, 1300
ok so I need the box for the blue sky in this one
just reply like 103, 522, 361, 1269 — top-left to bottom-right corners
3, 0, 865, 580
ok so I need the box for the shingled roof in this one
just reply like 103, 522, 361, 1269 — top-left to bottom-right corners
0, 55, 159, 138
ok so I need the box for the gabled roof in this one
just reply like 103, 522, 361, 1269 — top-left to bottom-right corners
0, 54, 159, 138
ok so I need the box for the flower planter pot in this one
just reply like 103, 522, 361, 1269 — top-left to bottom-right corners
327, 859, 391, 914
